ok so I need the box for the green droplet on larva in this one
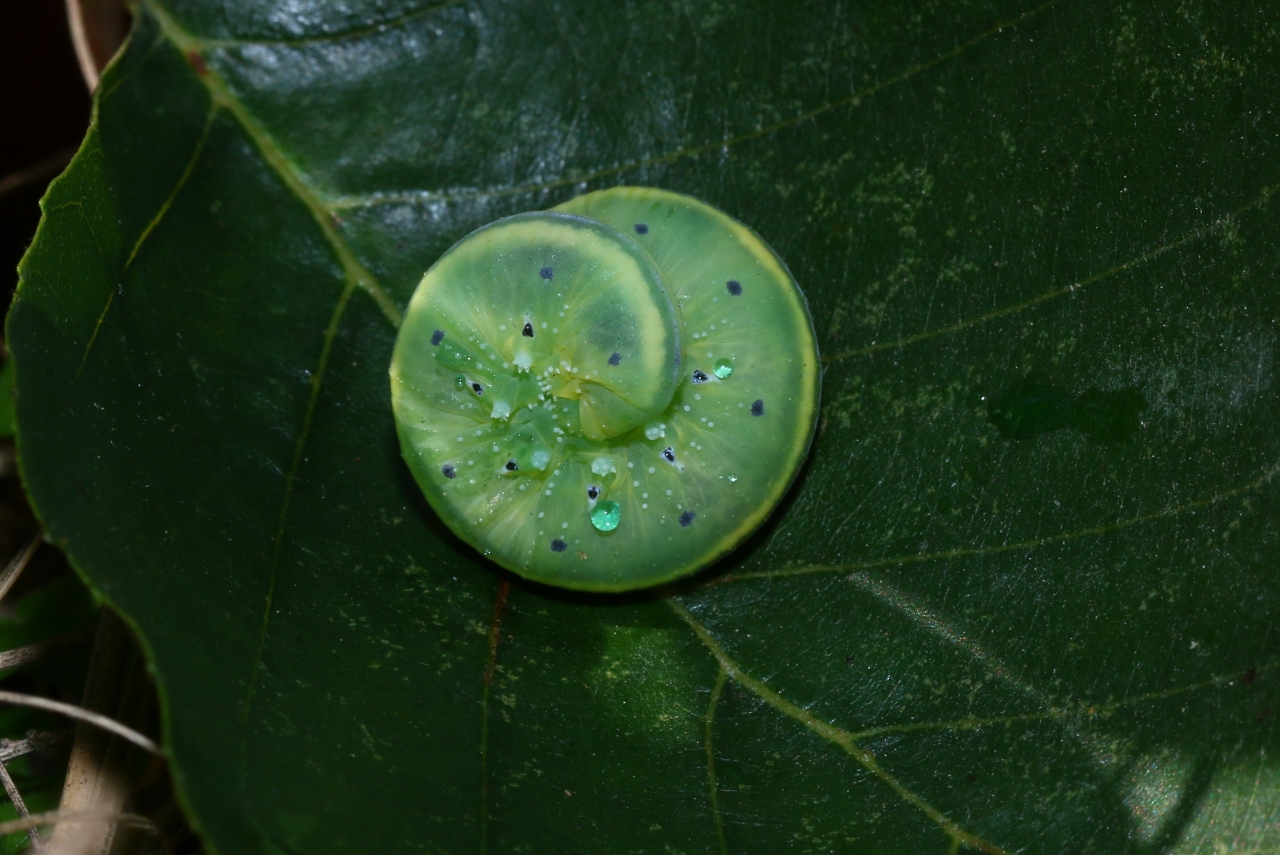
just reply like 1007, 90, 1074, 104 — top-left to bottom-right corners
390, 187, 821, 592
590, 500, 621, 532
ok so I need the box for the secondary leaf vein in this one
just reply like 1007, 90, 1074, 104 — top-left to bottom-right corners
823, 182, 1279, 365
669, 601, 1013, 855
714, 455, 1280, 586
326, 0, 1062, 212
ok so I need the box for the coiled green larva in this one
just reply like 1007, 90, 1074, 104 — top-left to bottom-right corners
390, 187, 820, 592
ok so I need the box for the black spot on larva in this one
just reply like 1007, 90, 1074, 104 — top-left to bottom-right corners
505, 459, 519, 471
751, 399, 765, 416
692, 369, 709, 384
634, 223, 649, 235
522, 322, 534, 337
471, 382, 485, 395
661, 447, 676, 463
540, 266, 554, 280
726, 280, 742, 296
441, 464, 456, 479
587, 485, 600, 500
430, 329, 445, 346
608, 352, 621, 366
679, 510, 696, 527
550, 539, 568, 553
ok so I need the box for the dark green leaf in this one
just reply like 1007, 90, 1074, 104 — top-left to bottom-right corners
9, 1, 1280, 852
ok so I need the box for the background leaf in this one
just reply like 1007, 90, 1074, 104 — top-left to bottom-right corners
9, 0, 1280, 852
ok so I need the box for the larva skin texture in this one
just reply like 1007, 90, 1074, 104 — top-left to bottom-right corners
391, 187, 820, 592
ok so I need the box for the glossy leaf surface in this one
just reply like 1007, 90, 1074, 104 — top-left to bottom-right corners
10, 1, 1280, 852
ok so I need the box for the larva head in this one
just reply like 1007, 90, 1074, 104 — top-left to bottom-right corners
391, 188, 820, 592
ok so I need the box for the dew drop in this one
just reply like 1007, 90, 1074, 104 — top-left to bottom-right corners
590, 500, 621, 532
713, 358, 733, 379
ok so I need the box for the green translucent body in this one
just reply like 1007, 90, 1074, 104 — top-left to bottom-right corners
391, 188, 820, 591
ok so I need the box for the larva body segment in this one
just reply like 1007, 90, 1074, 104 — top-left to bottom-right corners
391, 188, 820, 591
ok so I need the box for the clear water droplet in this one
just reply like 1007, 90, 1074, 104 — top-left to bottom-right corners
590, 500, 621, 532
713, 359, 733, 379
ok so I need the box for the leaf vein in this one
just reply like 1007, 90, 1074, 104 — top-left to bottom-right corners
326, 0, 1062, 212
669, 601, 1013, 855
823, 181, 1279, 364
716, 455, 1280, 586
144, 0, 404, 329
